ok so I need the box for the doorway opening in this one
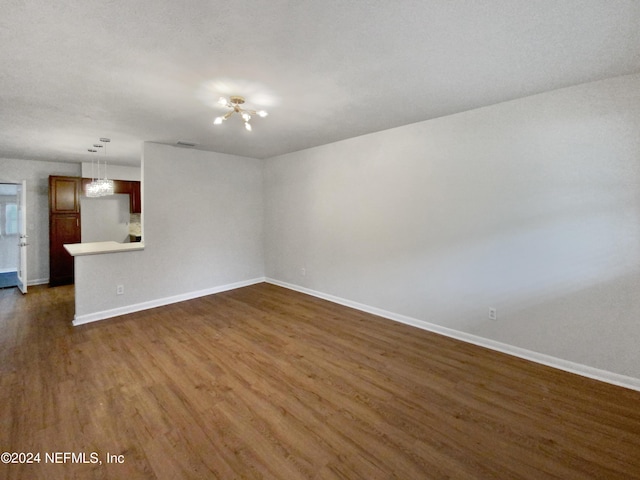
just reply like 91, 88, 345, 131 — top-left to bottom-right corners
0, 181, 27, 293
0, 183, 19, 288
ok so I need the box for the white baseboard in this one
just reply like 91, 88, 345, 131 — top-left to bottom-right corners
265, 278, 640, 393
0, 268, 17, 274
73, 277, 266, 327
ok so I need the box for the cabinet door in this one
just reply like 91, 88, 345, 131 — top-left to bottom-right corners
130, 181, 141, 213
113, 179, 131, 195
49, 214, 81, 286
49, 176, 80, 213
81, 177, 91, 196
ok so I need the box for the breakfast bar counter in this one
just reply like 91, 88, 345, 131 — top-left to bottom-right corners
64, 241, 145, 256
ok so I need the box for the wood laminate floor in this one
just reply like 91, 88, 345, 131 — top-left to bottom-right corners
1, 283, 639, 479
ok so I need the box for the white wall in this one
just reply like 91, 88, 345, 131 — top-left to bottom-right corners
74, 143, 264, 318
0, 158, 81, 284
80, 194, 131, 243
81, 162, 141, 181
264, 73, 640, 379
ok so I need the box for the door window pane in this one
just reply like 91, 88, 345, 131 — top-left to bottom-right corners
5, 204, 17, 234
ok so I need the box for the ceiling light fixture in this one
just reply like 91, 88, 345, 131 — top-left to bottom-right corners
213, 96, 268, 131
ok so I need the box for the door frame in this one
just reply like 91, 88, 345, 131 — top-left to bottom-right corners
17, 180, 27, 293
0, 180, 27, 293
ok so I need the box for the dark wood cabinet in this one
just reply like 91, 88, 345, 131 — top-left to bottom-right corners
49, 214, 81, 286
112, 180, 141, 213
113, 179, 130, 195
50, 176, 80, 213
49, 176, 81, 286
130, 181, 141, 214
80, 177, 91, 197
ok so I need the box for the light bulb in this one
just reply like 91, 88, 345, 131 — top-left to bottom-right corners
241, 112, 251, 122
214, 116, 224, 125
217, 97, 228, 106
256, 110, 268, 117
245, 122, 252, 131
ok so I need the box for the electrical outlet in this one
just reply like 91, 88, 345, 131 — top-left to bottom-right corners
489, 307, 497, 321
116, 285, 124, 295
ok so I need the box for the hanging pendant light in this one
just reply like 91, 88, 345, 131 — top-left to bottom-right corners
86, 138, 114, 197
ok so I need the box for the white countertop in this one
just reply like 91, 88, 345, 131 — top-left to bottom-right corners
64, 241, 145, 256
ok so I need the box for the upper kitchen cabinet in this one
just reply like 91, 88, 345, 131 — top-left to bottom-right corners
50, 176, 81, 213
112, 180, 141, 214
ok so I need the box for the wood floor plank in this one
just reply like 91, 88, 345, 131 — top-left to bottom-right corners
1, 283, 639, 479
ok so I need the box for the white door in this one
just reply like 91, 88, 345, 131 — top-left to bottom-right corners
16, 180, 27, 294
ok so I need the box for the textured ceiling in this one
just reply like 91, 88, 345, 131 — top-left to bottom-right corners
1, 0, 640, 166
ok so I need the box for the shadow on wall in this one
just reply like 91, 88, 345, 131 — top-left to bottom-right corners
470, 269, 640, 376
308, 183, 640, 377
310, 175, 638, 332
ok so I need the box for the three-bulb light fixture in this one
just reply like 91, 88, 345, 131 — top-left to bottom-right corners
86, 138, 114, 197
213, 96, 268, 131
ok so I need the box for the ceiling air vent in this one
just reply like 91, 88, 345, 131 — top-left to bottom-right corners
176, 141, 197, 148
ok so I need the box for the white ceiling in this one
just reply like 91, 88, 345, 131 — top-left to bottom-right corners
1, 0, 639, 166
